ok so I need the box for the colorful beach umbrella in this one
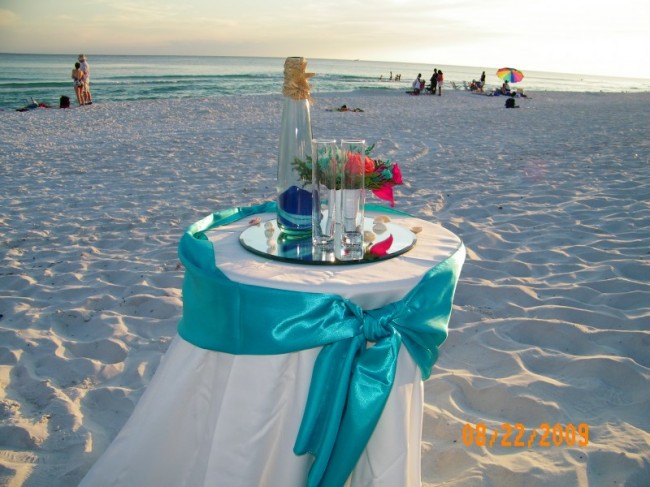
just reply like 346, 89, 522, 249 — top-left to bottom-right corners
497, 67, 524, 83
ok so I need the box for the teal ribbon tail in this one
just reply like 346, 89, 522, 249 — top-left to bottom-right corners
295, 326, 401, 487
317, 331, 402, 487
293, 336, 365, 485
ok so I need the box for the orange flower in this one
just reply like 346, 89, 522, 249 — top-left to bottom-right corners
345, 152, 375, 175
364, 156, 375, 174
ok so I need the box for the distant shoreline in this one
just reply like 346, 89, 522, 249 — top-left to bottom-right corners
2, 54, 649, 110
4, 88, 650, 114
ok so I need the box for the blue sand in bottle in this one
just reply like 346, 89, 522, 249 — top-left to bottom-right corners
277, 185, 312, 232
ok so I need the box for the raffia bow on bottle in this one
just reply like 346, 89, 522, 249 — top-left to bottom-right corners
283, 57, 315, 101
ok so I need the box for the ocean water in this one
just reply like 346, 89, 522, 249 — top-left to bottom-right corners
1, 53, 650, 109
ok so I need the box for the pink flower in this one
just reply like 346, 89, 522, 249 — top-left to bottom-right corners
371, 185, 396, 207
391, 163, 403, 185
369, 234, 393, 257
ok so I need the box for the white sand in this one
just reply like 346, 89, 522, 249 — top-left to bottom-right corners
1, 89, 649, 486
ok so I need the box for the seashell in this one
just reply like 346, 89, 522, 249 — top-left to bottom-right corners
373, 215, 391, 224
264, 221, 274, 230
364, 231, 376, 242
373, 222, 388, 233
249, 217, 262, 225
410, 226, 423, 234
264, 229, 275, 238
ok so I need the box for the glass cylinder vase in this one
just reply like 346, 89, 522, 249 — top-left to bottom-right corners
336, 139, 366, 261
311, 138, 338, 250
276, 57, 314, 236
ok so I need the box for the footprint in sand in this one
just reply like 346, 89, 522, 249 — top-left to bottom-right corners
34, 353, 99, 388
82, 387, 134, 430
67, 339, 128, 365
51, 308, 115, 340
0, 425, 40, 449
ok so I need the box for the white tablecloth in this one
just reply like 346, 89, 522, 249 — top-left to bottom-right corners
80, 211, 462, 487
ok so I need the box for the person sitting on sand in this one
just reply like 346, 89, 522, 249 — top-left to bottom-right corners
326, 104, 364, 112
16, 97, 49, 112
501, 81, 511, 96
505, 94, 519, 108
412, 73, 423, 95
338, 105, 363, 112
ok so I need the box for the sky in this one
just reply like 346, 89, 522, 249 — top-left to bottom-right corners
1, 0, 649, 79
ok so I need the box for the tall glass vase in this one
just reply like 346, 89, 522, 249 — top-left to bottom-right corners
276, 57, 314, 236
336, 139, 366, 261
311, 138, 338, 250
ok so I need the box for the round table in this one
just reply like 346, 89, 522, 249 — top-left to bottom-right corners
80, 208, 464, 487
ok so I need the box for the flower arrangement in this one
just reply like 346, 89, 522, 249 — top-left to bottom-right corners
292, 144, 403, 207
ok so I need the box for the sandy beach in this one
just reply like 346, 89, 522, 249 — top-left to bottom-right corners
1, 89, 649, 486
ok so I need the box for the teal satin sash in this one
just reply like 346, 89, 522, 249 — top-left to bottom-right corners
177, 202, 465, 487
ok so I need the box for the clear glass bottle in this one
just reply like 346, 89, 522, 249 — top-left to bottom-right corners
276, 57, 314, 236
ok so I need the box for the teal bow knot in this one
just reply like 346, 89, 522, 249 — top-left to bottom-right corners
362, 304, 398, 342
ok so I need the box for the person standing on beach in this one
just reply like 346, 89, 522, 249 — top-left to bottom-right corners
430, 69, 438, 94
78, 54, 92, 105
71, 62, 86, 106
479, 71, 486, 92
436, 70, 444, 96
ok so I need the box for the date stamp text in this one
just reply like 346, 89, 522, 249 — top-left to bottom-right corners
462, 423, 589, 448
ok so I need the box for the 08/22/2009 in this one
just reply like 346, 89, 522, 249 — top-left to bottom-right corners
462, 422, 589, 449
